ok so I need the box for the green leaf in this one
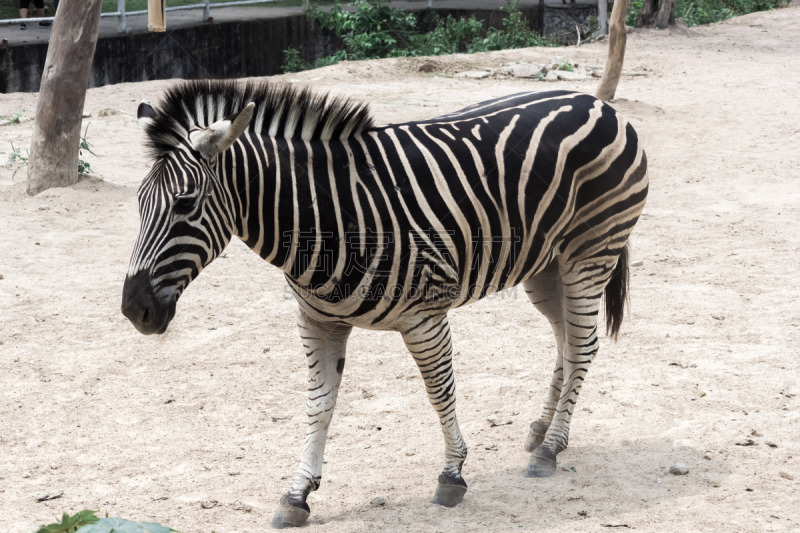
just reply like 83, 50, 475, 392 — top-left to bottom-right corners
76, 517, 177, 533
34, 510, 100, 533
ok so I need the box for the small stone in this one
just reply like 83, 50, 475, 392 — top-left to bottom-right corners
506, 63, 545, 78
669, 463, 690, 475
370, 496, 386, 506
201, 500, 218, 509
98, 108, 120, 117
38, 205, 49, 211
555, 70, 587, 81
37, 491, 63, 502
779, 471, 794, 481
631, 260, 644, 267
232, 500, 252, 512
0, 120, 10, 127
766, 441, 778, 448
578, 510, 588, 517
656, 477, 662, 484
544, 70, 559, 82
487, 413, 512, 427
455, 70, 490, 79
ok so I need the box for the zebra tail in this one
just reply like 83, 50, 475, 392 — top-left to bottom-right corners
604, 244, 630, 341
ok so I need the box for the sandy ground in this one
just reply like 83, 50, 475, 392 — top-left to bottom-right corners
1, 5, 799, 532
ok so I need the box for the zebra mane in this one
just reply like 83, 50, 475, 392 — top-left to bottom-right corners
143, 79, 374, 157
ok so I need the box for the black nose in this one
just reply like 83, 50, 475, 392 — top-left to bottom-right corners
122, 270, 174, 335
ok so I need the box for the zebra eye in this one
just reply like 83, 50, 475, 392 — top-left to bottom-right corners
173, 195, 196, 215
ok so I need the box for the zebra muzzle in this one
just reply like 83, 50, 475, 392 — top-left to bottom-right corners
121, 270, 177, 335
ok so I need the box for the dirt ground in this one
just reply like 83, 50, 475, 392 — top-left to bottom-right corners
1, 4, 799, 532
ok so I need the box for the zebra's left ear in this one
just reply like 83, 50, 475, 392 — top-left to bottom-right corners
189, 102, 256, 159
137, 101, 157, 129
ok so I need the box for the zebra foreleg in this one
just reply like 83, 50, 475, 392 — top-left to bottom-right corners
271, 311, 352, 529
524, 262, 604, 478
521, 263, 566, 454
401, 314, 468, 507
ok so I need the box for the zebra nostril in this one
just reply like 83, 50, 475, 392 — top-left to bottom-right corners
141, 306, 152, 325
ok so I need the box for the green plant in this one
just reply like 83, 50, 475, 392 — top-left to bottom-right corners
627, 0, 644, 26
472, 0, 552, 51
406, 14, 486, 55
558, 61, 575, 71
282, 47, 309, 73
35, 510, 178, 533
34, 510, 99, 533
7, 141, 29, 179
288, 0, 557, 72
78, 123, 98, 175
310, 0, 417, 60
2, 110, 26, 124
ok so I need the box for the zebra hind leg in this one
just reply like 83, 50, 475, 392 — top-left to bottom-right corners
524, 256, 614, 478
271, 311, 353, 529
521, 261, 566, 460
401, 314, 468, 507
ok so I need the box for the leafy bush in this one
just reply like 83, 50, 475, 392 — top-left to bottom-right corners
295, 0, 555, 72
627, 0, 789, 27
310, 0, 417, 60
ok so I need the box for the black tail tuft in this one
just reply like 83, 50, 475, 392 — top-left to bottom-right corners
604, 245, 630, 340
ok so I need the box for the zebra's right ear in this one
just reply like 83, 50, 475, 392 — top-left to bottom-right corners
137, 101, 157, 129
188, 102, 256, 160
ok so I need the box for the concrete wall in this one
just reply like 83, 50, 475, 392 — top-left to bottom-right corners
1, 5, 595, 94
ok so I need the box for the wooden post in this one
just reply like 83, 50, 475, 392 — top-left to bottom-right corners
26, 0, 103, 196
148, 0, 166, 32
595, 0, 630, 101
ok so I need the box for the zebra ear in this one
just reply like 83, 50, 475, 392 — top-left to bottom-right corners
189, 102, 256, 159
137, 101, 157, 129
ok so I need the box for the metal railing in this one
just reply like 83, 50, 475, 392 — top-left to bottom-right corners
1, 0, 314, 34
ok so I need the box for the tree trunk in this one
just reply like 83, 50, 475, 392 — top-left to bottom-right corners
655, 0, 676, 28
595, 0, 630, 101
636, 0, 657, 26
598, 0, 609, 35
637, 0, 675, 27
27, 0, 103, 196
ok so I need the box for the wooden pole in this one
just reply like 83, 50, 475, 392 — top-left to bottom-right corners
27, 0, 103, 196
148, 0, 166, 32
595, 0, 630, 101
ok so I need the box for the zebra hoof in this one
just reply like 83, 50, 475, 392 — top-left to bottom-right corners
271, 495, 311, 529
524, 421, 548, 452
524, 448, 557, 478
432, 473, 467, 507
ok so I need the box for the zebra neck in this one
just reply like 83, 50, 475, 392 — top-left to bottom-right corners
223, 135, 339, 286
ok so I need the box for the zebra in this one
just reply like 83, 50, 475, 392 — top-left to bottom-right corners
121, 80, 648, 528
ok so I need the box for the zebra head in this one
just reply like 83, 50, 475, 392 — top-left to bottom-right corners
121, 100, 255, 335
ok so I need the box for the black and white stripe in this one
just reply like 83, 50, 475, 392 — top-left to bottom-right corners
123, 80, 648, 527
